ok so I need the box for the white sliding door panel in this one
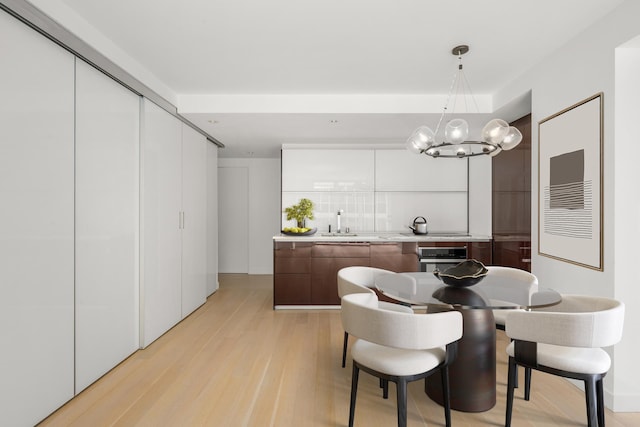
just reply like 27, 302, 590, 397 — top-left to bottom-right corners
75, 60, 140, 392
206, 143, 219, 295
0, 11, 75, 426
181, 124, 207, 317
141, 100, 182, 347
218, 167, 249, 273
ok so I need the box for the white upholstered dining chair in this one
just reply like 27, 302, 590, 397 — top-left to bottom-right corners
341, 292, 463, 427
504, 295, 625, 427
337, 266, 414, 368
484, 266, 538, 330
483, 266, 538, 393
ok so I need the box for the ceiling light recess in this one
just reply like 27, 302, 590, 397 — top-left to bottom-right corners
406, 45, 523, 158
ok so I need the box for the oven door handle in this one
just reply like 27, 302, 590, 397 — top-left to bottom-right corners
419, 258, 467, 263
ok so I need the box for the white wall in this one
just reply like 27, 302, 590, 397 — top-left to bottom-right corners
495, 0, 640, 411
613, 39, 640, 412
218, 158, 281, 274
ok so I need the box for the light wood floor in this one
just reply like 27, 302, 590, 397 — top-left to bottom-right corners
39, 274, 639, 427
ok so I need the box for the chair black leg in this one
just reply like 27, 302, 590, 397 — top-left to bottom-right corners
396, 378, 407, 427
585, 376, 598, 427
342, 331, 349, 368
441, 366, 452, 427
505, 357, 517, 427
382, 379, 389, 399
596, 378, 605, 427
348, 365, 359, 427
509, 338, 519, 389
524, 367, 532, 401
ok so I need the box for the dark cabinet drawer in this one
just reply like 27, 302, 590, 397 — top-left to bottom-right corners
370, 242, 418, 272
274, 241, 312, 258
311, 242, 370, 258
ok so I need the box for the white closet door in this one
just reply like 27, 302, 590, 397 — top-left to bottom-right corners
206, 142, 219, 295
141, 100, 182, 347
75, 60, 140, 391
181, 124, 207, 316
0, 11, 75, 426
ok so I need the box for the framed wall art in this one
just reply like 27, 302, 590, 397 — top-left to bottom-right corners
538, 93, 603, 271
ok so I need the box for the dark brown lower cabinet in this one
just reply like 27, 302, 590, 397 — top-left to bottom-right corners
310, 243, 370, 305
273, 242, 312, 305
468, 241, 493, 265
273, 240, 491, 307
492, 237, 531, 271
370, 242, 418, 272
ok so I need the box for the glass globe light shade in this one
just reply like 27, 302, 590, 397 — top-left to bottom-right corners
481, 119, 510, 145
499, 126, 523, 150
445, 119, 469, 143
406, 126, 435, 154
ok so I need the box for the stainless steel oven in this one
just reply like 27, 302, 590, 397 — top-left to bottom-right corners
418, 246, 467, 272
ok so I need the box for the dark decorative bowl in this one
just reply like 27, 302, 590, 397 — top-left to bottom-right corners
434, 259, 488, 288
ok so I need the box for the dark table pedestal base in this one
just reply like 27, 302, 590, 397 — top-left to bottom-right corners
426, 306, 496, 412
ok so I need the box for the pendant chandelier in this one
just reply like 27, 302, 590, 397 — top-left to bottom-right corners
406, 45, 523, 158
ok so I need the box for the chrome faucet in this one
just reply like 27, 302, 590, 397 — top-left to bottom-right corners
336, 209, 344, 233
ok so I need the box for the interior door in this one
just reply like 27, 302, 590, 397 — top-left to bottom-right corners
218, 166, 249, 273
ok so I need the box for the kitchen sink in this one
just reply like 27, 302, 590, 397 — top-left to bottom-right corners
320, 232, 358, 237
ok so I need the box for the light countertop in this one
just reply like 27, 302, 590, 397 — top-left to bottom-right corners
273, 232, 492, 243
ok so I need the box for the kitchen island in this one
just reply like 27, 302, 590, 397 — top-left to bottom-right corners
273, 233, 492, 308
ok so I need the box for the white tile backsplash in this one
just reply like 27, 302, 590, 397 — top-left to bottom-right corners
282, 192, 374, 232
374, 192, 468, 233
282, 191, 467, 234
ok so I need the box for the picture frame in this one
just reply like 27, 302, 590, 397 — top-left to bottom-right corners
538, 93, 603, 271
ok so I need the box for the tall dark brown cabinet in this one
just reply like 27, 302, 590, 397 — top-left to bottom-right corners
492, 114, 532, 271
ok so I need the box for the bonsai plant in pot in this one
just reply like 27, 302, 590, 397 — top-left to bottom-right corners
283, 198, 316, 235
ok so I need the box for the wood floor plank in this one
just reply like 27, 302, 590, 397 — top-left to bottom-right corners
38, 274, 640, 426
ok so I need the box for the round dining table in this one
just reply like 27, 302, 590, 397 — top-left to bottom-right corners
375, 271, 561, 413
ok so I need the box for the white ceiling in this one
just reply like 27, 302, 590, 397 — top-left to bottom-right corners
55, 0, 624, 157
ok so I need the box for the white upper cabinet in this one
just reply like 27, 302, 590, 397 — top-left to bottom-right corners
74, 59, 140, 392
282, 149, 375, 191
141, 100, 183, 347
375, 149, 468, 191
0, 10, 75, 426
181, 124, 207, 316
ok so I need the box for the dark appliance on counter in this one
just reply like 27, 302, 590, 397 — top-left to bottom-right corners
418, 245, 467, 272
